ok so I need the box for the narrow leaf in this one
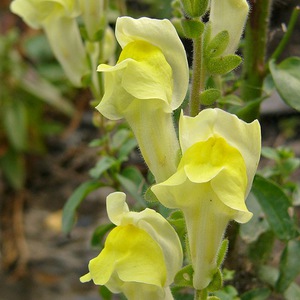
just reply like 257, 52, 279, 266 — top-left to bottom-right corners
275, 240, 300, 293
269, 57, 300, 111
62, 180, 103, 234
251, 175, 298, 241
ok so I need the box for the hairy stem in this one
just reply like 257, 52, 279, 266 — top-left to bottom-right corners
240, 0, 272, 121
190, 35, 204, 117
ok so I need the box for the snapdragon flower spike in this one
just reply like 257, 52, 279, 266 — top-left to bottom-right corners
209, 0, 249, 55
80, 192, 183, 300
10, 0, 88, 87
152, 108, 261, 290
96, 17, 189, 183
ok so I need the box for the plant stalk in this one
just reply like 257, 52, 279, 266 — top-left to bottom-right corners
190, 35, 204, 117
270, 6, 300, 62
240, 0, 272, 120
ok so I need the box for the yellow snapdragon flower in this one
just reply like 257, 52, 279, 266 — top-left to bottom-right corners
96, 17, 189, 182
10, 0, 88, 86
80, 192, 183, 300
152, 108, 261, 289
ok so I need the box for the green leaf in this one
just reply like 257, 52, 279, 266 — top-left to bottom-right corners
240, 192, 270, 243
181, 19, 205, 39
111, 128, 131, 151
205, 30, 229, 58
200, 88, 221, 105
174, 264, 194, 287
144, 187, 159, 203
91, 223, 115, 248
207, 269, 223, 292
116, 167, 147, 207
275, 240, 300, 293
0, 149, 25, 190
248, 231, 275, 265
241, 288, 271, 300
167, 210, 186, 242
117, 138, 137, 162
251, 175, 298, 241
20, 73, 75, 116
89, 156, 117, 179
99, 285, 113, 300
284, 282, 300, 300
3, 100, 27, 151
269, 57, 300, 111
261, 146, 280, 161
217, 239, 229, 267
206, 55, 242, 75
214, 285, 239, 300
217, 94, 243, 106
181, 0, 209, 17
62, 180, 104, 234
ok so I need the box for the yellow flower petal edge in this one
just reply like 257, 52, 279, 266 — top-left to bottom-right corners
210, 0, 249, 55
96, 18, 187, 182
179, 108, 261, 197
10, 0, 89, 87
10, 0, 80, 29
82, 224, 167, 286
80, 192, 183, 299
151, 109, 261, 289
115, 16, 189, 109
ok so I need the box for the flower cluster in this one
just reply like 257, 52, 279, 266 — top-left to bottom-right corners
10, 0, 116, 90
11, 1, 262, 299
80, 14, 261, 299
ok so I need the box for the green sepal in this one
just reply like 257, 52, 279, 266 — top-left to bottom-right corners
200, 88, 221, 105
206, 55, 242, 75
217, 239, 229, 267
207, 269, 223, 292
181, 19, 205, 39
144, 187, 160, 203
208, 297, 220, 300
204, 30, 229, 58
174, 264, 194, 287
181, 0, 209, 18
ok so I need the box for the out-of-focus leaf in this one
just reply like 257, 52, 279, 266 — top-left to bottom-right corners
62, 180, 104, 234
20, 71, 74, 116
111, 128, 131, 151
3, 100, 27, 151
0, 149, 25, 190
241, 288, 271, 300
240, 192, 270, 243
248, 231, 275, 265
91, 223, 115, 248
89, 156, 117, 179
251, 175, 298, 241
117, 138, 137, 162
214, 285, 239, 300
284, 282, 300, 300
99, 285, 113, 300
116, 167, 147, 207
269, 57, 300, 111
275, 240, 300, 293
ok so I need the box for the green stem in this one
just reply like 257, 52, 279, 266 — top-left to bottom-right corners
240, 0, 272, 120
194, 289, 207, 300
270, 6, 300, 62
190, 35, 204, 117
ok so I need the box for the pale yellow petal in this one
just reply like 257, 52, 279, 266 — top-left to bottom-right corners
115, 16, 189, 109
